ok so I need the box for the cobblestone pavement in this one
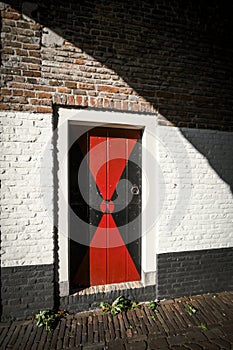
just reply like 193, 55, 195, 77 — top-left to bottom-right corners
0, 291, 232, 349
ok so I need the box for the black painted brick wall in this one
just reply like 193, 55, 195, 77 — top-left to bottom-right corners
60, 285, 156, 314
1, 264, 54, 321
156, 247, 233, 299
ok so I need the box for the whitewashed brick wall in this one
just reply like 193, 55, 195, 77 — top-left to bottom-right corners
0, 112, 54, 267
157, 126, 233, 253
1, 112, 233, 267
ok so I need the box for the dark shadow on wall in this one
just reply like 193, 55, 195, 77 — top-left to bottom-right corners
17, 0, 233, 184
181, 128, 233, 195
13, 0, 233, 245
3, 0, 233, 302
9, 0, 233, 127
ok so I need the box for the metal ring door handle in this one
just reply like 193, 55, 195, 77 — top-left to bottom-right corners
131, 185, 139, 195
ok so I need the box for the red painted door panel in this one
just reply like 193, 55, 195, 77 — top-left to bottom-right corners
69, 127, 141, 289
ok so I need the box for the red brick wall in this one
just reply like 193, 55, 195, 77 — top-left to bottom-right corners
1, 1, 233, 130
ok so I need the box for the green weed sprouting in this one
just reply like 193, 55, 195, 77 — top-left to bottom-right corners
148, 301, 159, 313
34, 309, 65, 332
186, 303, 197, 316
99, 296, 139, 316
199, 323, 208, 331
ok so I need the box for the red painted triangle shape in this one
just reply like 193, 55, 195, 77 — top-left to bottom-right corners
107, 138, 138, 199
89, 136, 138, 200
106, 215, 140, 283
90, 215, 107, 285
90, 215, 140, 285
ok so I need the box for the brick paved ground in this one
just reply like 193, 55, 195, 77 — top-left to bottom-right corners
0, 291, 232, 349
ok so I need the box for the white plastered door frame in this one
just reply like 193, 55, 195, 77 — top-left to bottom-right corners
57, 108, 158, 296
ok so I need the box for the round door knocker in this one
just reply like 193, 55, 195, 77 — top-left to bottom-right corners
131, 185, 140, 195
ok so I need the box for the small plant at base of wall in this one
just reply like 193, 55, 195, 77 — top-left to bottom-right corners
148, 300, 160, 320
99, 296, 139, 316
148, 300, 159, 313
34, 309, 66, 332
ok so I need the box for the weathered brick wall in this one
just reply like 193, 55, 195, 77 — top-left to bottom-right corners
156, 126, 233, 298
0, 111, 54, 320
1, 265, 54, 321
0, 112, 53, 267
157, 126, 233, 253
1, 0, 233, 318
1, 0, 233, 130
157, 248, 233, 298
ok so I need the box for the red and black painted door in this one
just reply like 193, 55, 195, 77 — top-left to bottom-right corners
69, 125, 141, 289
